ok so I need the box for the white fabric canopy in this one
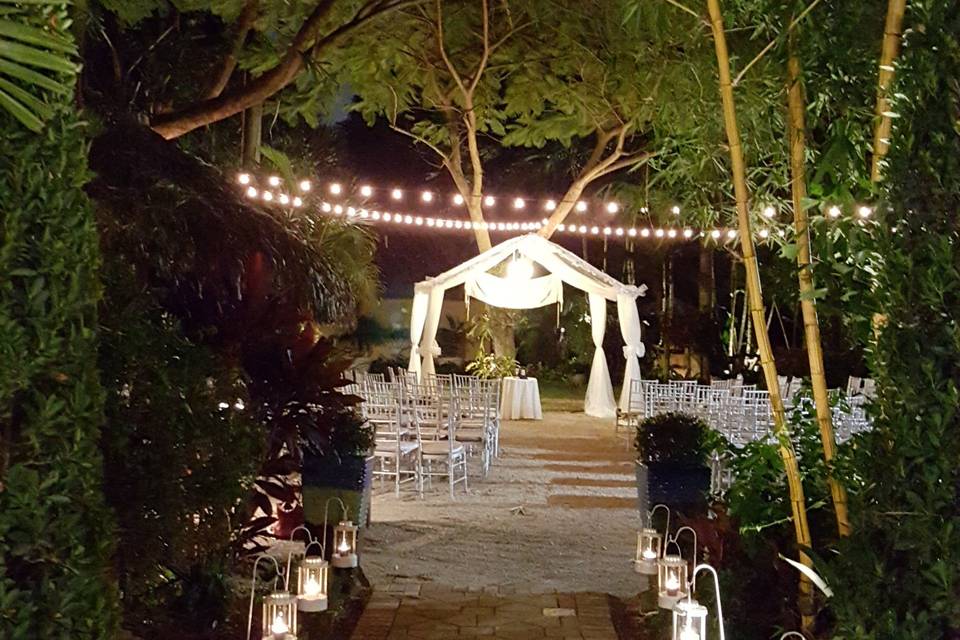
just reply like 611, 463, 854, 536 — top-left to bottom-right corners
411, 234, 646, 417
408, 289, 429, 378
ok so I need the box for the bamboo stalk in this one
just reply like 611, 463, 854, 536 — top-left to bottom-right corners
787, 42, 852, 538
705, 0, 815, 630
870, 0, 907, 182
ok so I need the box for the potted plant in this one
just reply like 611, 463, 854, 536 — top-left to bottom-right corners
635, 412, 712, 514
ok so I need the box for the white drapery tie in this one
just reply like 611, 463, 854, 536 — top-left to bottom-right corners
426, 341, 442, 357
623, 344, 645, 360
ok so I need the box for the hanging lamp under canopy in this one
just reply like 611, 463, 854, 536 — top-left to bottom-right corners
408, 234, 647, 418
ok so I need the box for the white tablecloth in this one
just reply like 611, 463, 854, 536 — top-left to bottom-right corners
500, 377, 543, 420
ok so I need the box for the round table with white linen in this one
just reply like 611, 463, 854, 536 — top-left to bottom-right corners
500, 376, 543, 420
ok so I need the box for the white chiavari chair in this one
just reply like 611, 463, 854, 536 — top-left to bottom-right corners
364, 381, 422, 497
409, 382, 468, 498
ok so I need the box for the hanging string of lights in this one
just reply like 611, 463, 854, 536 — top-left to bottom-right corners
235, 172, 874, 240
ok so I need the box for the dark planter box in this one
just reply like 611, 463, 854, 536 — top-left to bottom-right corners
303, 452, 375, 528
637, 461, 710, 513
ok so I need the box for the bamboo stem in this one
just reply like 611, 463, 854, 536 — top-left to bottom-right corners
870, 0, 907, 182
705, 0, 815, 630
787, 43, 852, 538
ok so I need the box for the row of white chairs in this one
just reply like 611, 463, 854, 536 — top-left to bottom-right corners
347, 371, 501, 499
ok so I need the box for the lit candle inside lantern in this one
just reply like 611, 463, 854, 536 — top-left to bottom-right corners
338, 536, 350, 554
303, 577, 321, 598
271, 614, 288, 639
643, 548, 657, 560
666, 576, 680, 596
680, 629, 700, 640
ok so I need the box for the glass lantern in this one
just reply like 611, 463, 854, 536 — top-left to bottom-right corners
634, 527, 662, 575
262, 591, 297, 640
296, 556, 329, 612
331, 520, 358, 568
657, 555, 688, 609
672, 599, 708, 640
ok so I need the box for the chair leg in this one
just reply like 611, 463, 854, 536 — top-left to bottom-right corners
448, 459, 455, 499
394, 456, 400, 498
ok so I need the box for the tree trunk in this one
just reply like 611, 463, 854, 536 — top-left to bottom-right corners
787, 43, 852, 538
870, 0, 907, 182
705, 0, 815, 630
698, 242, 715, 380
241, 101, 262, 166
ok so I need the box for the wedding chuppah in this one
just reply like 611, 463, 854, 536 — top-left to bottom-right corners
407, 234, 646, 418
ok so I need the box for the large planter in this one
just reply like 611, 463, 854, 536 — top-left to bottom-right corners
637, 461, 710, 512
302, 452, 375, 529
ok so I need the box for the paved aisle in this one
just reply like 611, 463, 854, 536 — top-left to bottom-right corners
352, 412, 639, 639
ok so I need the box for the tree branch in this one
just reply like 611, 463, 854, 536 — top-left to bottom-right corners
732, 0, 826, 87
467, 0, 490, 95
435, 0, 468, 98
202, 0, 259, 100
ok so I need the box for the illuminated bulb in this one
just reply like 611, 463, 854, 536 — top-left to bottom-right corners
237, 173, 251, 185
545, 199, 557, 211
591, 226, 600, 234
558, 223, 566, 231
642, 549, 657, 560
665, 576, 680, 594
497, 222, 506, 231
453, 193, 464, 205
668, 229, 677, 238
268, 175, 280, 187
710, 229, 721, 239
578, 225, 587, 234
262, 191, 273, 201
464, 221, 472, 229
671, 205, 681, 215
759, 228, 770, 238
292, 197, 303, 207
606, 202, 619, 214
246, 186, 258, 198
763, 205, 776, 218
372, 211, 381, 220
333, 204, 343, 214
640, 206, 649, 213
304, 577, 321, 598
321, 202, 332, 213
828, 205, 842, 218
575, 200, 588, 213
640, 228, 650, 238
615, 228, 624, 236
278, 194, 290, 205
299, 180, 311, 192
329, 182, 342, 195
455, 220, 463, 229
404, 215, 412, 224
603, 227, 612, 235
683, 228, 693, 238
628, 228, 637, 237
391, 188, 403, 200
415, 217, 423, 225
507, 258, 534, 280
484, 195, 495, 207
383, 212, 392, 221
513, 197, 525, 209
271, 614, 289, 637
426, 218, 434, 226
655, 229, 665, 238
727, 229, 737, 239
421, 191, 433, 202
360, 185, 373, 197
858, 205, 873, 218
359, 209, 369, 218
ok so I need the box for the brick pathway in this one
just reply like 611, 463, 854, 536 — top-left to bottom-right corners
351, 583, 620, 639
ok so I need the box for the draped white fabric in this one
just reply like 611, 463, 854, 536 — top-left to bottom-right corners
407, 289, 429, 379
418, 286, 446, 378
617, 293, 645, 411
464, 271, 563, 310
411, 235, 647, 412
584, 293, 616, 417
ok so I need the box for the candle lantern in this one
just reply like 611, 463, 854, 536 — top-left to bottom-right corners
332, 520, 358, 568
262, 591, 297, 640
658, 555, 688, 609
296, 552, 329, 612
634, 528, 662, 575
672, 599, 708, 640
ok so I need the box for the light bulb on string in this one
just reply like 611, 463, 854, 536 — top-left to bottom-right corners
421, 191, 433, 203
671, 205, 681, 215
391, 188, 403, 200
827, 205, 842, 218
262, 191, 274, 202
513, 197, 525, 209
667, 229, 677, 238
641, 228, 651, 238
759, 228, 770, 239
576, 200, 588, 213
655, 229, 665, 238
246, 186, 258, 198
858, 205, 873, 218
279, 194, 290, 205
360, 185, 373, 197
268, 175, 281, 187
727, 229, 737, 239
329, 183, 342, 195
606, 202, 619, 214
238, 173, 251, 185
292, 197, 303, 207
763, 205, 776, 218
628, 228, 637, 237
545, 199, 557, 211
683, 228, 693, 238
484, 195, 496, 207
299, 180, 312, 192
453, 194, 464, 206
710, 229, 721, 239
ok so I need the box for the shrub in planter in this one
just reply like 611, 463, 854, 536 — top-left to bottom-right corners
635, 413, 712, 511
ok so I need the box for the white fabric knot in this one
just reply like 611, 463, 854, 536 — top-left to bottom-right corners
623, 343, 645, 359
425, 342, 442, 357
410, 344, 421, 356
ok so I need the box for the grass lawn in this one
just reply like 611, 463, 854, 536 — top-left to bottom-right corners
538, 378, 588, 412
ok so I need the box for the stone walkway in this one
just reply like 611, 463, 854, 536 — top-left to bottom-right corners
351, 583, 619, 639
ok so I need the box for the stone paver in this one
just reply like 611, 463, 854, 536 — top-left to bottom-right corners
351, 586, 619, 640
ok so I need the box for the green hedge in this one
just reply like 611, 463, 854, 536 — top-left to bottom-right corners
0, 7, 120, 637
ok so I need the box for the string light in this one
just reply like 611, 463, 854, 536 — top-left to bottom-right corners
858, 205, 873, 218
710, 229, 721, 239
391, 188, 403, 200
828, 205, 842, 218
293, 196, 303, 207
299, 180, 312, 192
484, 195, 496, 207
606, 202, 620, 214
246, 186, 258, 198
268, 175, 281, 187
262, 191, 273, 202
671, 205, 681, 215
238, 173, 251, 185
279, 194, 290, 205
545, 199, 557, 211
576, 200, 588, 213
683, 229, 693, 238
727, 229, 737, 239
453, 194, 464, 205
513, 197, 525, 209
329, 183, 342, 195
421, 191, 434, 203
667, 229, 677, 238
763, 206, 776, 218
759, 228, 770, 238
360, 185, 373, 197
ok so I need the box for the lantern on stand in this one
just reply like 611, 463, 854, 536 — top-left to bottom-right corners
672, 599, 708, 640
658, 553, 689, 609
332, 520, 358, 568
634, 528, 662, 574
670, 564, 726, 640
296, 541, 329, 612
262, 592, 298, 640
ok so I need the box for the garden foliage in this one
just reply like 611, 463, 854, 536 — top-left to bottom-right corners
0, 4, 119, 637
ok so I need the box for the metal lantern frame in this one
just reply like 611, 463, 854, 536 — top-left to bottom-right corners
635, 503, 670, 575
323, 496, 359, 569
657, 538, 689, 610
297, 541, 329, 612
262, 591, 298, 640
670, 563, 727, 640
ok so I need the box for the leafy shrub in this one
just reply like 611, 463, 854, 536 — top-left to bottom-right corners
466, 353, 518, 379
0, 6, 120, 635
635, 412, 711, 467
